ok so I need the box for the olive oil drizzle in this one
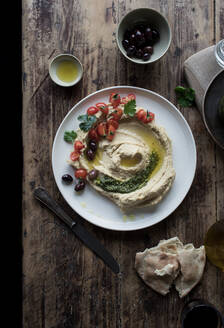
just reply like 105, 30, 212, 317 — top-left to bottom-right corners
95, 151, 159, 193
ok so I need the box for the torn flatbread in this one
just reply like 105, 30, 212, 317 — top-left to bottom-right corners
135, 248, 180, 295
135, 237, 206, 298
174, 244, 206, 298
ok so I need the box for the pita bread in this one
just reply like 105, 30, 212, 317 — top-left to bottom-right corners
174, 245, 206, 298
157, 237, 184, 254
135, 248, 180, 295
135, 237, 206, 298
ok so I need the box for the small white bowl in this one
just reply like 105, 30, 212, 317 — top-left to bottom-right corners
49, 54, 83, 87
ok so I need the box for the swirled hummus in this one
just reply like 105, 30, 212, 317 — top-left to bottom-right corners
67, 97, 175, 210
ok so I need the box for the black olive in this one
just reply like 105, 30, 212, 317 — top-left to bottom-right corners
129, 33, 136, 45
143, 46, 153, 54
136, 36, 146, 48
75, 180, 86, 192
143, 52, 151, 61
88, 140, 98, 151
86, 148, 95, 161
135, 48, 144, 59
152, 28, 160, 41
144, 26, 153, 40
88, 169, 99, 181
134, 29, 142, 39
62, 174, 73, 183
122, 39, 130, 50
126, 45, 136, 57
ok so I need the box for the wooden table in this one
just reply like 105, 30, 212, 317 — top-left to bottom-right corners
22, 1, 224, 327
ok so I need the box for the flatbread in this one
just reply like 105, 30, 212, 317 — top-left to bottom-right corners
174, 245, 206, 298
135, 248, 180, 295
135, 237, 206, 297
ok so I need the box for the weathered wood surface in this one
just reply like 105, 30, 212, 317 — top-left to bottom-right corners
22, 1, 224, 327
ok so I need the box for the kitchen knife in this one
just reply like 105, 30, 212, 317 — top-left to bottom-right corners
34, 187, 120, 274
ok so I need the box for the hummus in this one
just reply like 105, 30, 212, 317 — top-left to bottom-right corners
68, 102, 175, 210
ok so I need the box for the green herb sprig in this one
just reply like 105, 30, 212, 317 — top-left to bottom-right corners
124, 99, 136, 117
64, 130, 77, 143
78, 114, 97, 132
175, 86, 195, 107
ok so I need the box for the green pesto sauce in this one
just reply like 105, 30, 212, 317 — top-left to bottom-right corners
95, 151, 159, 194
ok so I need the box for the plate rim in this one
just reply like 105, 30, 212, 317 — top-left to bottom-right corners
202, 70, 224, 150
52, 85, 197, 231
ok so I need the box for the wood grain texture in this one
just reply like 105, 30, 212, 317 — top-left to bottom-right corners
22, 0, 224, 327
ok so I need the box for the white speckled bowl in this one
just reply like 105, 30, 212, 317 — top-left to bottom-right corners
116, 8, 172, 64
49, 54, 83, 87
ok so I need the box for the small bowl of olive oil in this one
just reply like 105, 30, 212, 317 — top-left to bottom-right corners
49, 54, 83, 87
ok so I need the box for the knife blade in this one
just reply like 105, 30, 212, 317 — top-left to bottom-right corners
34, 187, 120, 274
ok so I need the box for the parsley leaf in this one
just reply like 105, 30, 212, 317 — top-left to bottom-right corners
64, 130, 77, 143
175, 86, 195, 107
78, 114, 97, 132
124, 99, 136, 117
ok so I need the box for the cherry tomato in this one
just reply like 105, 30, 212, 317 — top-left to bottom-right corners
75, 168, 87, 179
142, 111, 155, 123
88, 128, 99, 141
87, 106, 99, 116
121, 96, 129, 104
128, 93, 136, 100
95, 103, 109, 115
121, 94, 136, 104
109, 93, 121, 108
70, 151, 80, 161
74, 140, 85, 152
111, 108, 123, 121
136, 109, 146, 121
107, 124, 116, 141
146, 111, 155, 122
97, 122, 107, 137
107, 118, 119, 130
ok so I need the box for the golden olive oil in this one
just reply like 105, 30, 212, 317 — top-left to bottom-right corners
56, 60, 78, 83
204, 221, 224, 271
120, 154, 142, 167
86, 148, 103, 170
121, 124, 165, 178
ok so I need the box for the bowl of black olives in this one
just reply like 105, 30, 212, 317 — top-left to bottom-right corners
116, 8, 171, 64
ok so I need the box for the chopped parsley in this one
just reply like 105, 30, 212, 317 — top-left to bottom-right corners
95, 151, 159, 193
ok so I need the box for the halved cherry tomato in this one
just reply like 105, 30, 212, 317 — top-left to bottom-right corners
70, 151, 80, 161
107, 124, 116, 141
97, 122, 107, 137
74, 140, 85, 152
147, 111, 155, 122
75, 168, 87, 179
109, 93, 121, 108
107, 118, 119, 130
111, 107, 123, 121
121, 96, 129, 104
87, 106, 99, 116
142, 111, 155, 123
136, 109, 147, 121
95, 102, 109, 115
128, 93, 136, 100
121, 93, 136, 104
88, 128, 99, 141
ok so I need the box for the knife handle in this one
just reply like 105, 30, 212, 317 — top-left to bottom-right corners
34, 187, 76, 229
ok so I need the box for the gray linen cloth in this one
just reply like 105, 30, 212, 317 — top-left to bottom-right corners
184, 45, 223, 113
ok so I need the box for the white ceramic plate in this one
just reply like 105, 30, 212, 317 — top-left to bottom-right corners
52, 86, 196, 231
